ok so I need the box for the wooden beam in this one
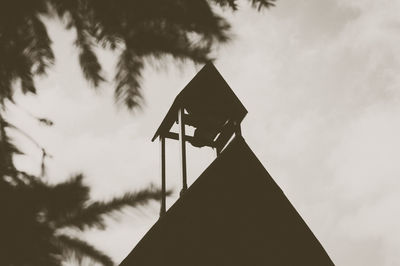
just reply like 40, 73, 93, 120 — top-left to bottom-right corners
178, 109, 188, 196
164, 132, 192, 141
164, 132, 216, 148
159, 136, 166, 217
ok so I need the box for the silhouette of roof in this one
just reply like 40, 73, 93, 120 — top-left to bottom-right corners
152, 63, 247, 141
120, 137, 334, 266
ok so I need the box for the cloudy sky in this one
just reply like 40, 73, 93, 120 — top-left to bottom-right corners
8, 0, 400, 265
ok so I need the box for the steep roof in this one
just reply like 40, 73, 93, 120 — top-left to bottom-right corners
152, 63, 247, 141
120, 137, 334, 266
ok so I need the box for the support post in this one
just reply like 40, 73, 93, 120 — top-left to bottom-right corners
160, 136, 166, 217
178, 108, 188, 196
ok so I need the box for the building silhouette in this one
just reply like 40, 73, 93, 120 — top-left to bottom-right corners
120, 63, 334, 266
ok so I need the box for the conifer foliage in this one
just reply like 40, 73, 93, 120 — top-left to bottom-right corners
0, 169, 164, 265
0, 0, 275, 108
0, 105, 167, 265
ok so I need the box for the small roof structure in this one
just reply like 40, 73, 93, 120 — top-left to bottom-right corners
119, 137, 334, 266
152, 62, 247, 150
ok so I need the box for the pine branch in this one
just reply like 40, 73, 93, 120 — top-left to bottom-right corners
1, 0, 276, 108
55, 234, 114, 266
0, 115, 22, 177
114, 50, 144, 109
74, 11, 105, 87
59, 187, 167, 230
78, 43, 105, 87
29, 15, 55, 76
37, 174, 91, 223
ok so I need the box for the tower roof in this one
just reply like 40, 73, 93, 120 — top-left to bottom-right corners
152, 63, 247, 142
120, 137, 334, 266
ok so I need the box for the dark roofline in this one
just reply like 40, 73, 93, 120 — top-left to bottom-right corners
119, 136, 334, 266
151, 91, 183, 142
151, 63, 247, 142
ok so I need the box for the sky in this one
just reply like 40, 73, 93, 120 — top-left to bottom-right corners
7, 0, 400, 265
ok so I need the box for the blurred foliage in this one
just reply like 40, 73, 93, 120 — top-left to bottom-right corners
0, 0, 275, 109
1, 110, 169, 265
0, 170, 165, 265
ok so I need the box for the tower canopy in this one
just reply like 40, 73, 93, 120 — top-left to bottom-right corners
152, 62, 247, 150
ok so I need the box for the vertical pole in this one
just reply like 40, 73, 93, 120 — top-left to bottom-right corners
160, 136, 166, 217
178, 108, 188, 196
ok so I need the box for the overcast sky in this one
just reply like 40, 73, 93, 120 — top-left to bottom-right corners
8, 0, 400, 265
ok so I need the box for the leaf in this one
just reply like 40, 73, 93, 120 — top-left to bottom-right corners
59, 187, 166, 230
78, 43, 105, 87
114, 50, 144, 109
55, 234, 114, 266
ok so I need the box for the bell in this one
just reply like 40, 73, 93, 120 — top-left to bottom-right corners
190, 114, 227, 147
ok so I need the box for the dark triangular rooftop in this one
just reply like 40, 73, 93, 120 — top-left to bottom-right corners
152, 63, 247, 142
120, 137, 334, 266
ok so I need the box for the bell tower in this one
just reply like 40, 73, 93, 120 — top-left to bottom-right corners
151, 62, 247, 216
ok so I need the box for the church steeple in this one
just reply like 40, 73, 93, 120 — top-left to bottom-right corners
119, 63, 334, 266
152, 63, 247, 216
